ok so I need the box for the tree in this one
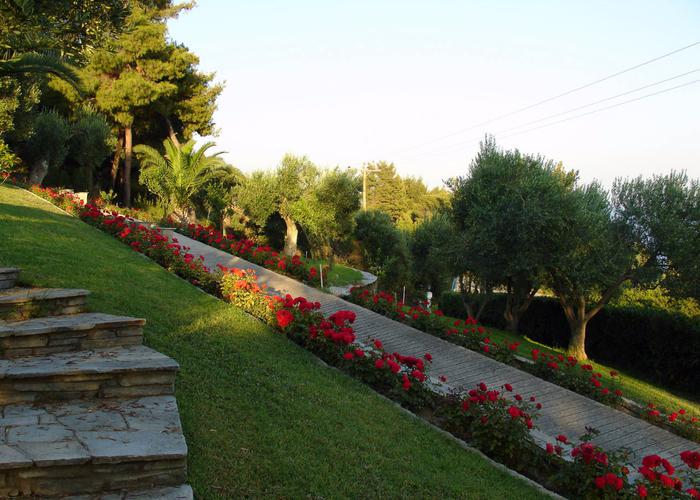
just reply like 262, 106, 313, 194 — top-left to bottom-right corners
614, 172, 700, 302
309, 168, 361, 264
449, 136, 571, 333
85, 2, 220, 206
23, 110, 70, 184
365, 161, 409, 223
354, 209, 412, 292
235, 154, 319, 257
547, 171, 700, 359
546, 183, 635, 359
68, 110, 114, 194
134, 137, 227, 222
410, 213, 458, 298
402, 176, 450, 228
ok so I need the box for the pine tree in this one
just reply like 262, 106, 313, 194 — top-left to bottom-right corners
85, 3, 221, 206
365, 161, 409, 223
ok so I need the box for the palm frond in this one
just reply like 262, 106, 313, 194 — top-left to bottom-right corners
0, 52, 83, 94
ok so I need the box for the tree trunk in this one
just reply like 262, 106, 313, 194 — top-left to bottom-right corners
123, 125, 132, 207
29, 158, 49, 185
566, 317, 589, 360
111, 131, 123, 189
282, 215, 298, 257
504, 308, 520, 333
165, 117, 180, 148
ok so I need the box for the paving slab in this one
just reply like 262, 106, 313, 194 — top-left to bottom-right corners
0, 313, 145, 338
0, 396, 186, 470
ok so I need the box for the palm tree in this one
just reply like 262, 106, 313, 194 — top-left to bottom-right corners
0, 52, 82, 92
135, 138, 228, 222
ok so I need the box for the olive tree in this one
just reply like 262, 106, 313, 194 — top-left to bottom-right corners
449, 136, 571, 332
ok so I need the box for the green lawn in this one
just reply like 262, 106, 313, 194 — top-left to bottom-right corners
0, 184, 546, 499
308, 258, 364, 287
455, 316, 700, 416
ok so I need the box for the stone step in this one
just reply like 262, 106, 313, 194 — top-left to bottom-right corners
0, 396, 188, 498
64, 484, 194, 500
0, 313, 145, 359
0, 288, 90, 321
0, 346, 179, 405
0, 268, 21, 290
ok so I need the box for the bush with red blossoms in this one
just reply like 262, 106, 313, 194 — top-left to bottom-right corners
177, 222, 321, 286
643, 403, 700, 443
31, 186, 219, 294
440, 382, 539, 463
348, 288, 517, 365
529, 349, 623, 406
635, 452, 700, 499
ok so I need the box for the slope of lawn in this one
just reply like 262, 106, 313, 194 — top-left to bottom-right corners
308, 257, 364, 287
0, 184, 546, 499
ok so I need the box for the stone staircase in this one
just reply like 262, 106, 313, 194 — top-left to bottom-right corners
0, 268, 192, 499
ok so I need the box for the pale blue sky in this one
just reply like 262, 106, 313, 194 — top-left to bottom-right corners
168, 1, 700, 188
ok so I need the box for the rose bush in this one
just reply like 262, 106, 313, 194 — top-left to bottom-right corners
178, 222, 320, 286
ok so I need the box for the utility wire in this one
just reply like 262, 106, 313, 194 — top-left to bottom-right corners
390, 40, 700, 155
409, 78, 700, 158
414, 68, 700, 156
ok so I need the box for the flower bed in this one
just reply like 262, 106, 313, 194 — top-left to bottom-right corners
177, 222, 320, 286
29, 184, 700, 499
347, 287, 700, 443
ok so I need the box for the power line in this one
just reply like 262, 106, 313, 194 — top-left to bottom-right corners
410, 77, 700, 158
415, 68, 700, 156
498, 78, 700, 140
389, 40, 700, 155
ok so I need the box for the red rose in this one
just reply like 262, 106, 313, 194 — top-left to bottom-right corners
636, 485, 648, 498
343, 352, 354, 360
276, 309, 294, 329
374, 359, 385, 369
556, 434, 568, 444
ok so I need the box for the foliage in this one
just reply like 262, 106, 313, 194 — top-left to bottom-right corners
353, 209, 411, 291
613, 285, 700, 318
449, 136, 571, 333
135, 138, 228, 221
409, 212, 458, 297
68, 110, 114, 192
0, 138, 19, 182
84, 2, 221, 205
613, 172, 700, 303
365, 161, 409, 223
23, 110, 71, 184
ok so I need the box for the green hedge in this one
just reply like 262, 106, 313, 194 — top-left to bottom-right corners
439, 292, 700, 394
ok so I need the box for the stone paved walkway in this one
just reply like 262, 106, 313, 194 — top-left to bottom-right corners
170, 230, 697, 467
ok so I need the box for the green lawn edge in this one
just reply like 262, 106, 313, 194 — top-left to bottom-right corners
0, 184, 548, 499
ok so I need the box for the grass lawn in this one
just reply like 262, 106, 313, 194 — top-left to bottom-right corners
308, 258, 364, 287
456, 316, 700, 416
0, 184, 547, 499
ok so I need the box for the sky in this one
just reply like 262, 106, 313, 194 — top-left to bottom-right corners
168, 0, 700, 189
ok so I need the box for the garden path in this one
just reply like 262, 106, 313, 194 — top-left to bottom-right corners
169, 230, 696, 468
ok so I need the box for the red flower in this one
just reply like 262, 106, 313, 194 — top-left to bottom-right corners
373, 339, 383, 350
556, 434, 568, 444
637, 485, 648, 498
681, 450, 700, 469
424, 352, 432, 361
343, 351, 354, 360
275, 309, 294, 329
374, 359, 385, 369
439, 375, 448, 383
546, 443, 554, 454
504, 383, 513, 392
